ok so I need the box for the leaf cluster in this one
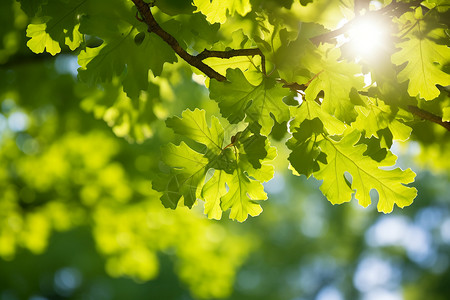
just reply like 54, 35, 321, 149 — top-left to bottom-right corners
13, 0, 450, 220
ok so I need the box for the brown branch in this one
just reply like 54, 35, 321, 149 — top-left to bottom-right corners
197, 48, 266, 75
132, 0, 226, 81
310, 0, 423, 45
408, 105, 450, 131
132, 0, 267, 81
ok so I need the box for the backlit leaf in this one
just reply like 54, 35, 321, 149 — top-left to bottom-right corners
303, 45, 365, 122
392, 10, 450, 100
26, 23, 61, 55
314, 130, 417, 213
289, 100, 347, 136
352, 98, 412, 141
209, 68, 290, 135
166, 109, 224, 155
220, 170, 266, 222
193, 0, 251, 24
287, 118, 324, 178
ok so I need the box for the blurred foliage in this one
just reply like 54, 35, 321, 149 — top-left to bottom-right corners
1, 0, 450, 299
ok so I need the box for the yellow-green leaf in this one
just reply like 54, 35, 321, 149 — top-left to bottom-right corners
64, 24, 83, 51
289, 100, 347, 136
166, 109, 224, 155
392, 9, 450, 101
209, 68, 290, 135
392, 34, 450, 100
202, 170, 228, 220
314, 130, 417, 213
303, 46, 364, 122
352, 98, 412, 141
26, 23, 61, 55
443, 107, 450, 122
193, 0, 251, 24
220, 170, 266, 222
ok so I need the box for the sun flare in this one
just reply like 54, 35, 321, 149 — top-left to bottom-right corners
344, 16, 391, 61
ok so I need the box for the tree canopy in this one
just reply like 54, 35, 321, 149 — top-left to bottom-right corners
0, 0, 449, 299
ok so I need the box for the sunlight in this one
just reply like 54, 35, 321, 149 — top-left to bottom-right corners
346, 16, 390, 60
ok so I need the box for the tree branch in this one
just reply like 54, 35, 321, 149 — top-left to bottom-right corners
358, 91, 450, 131
197, 48, 266, 75
132, 0, 267, 81
132, 0, 226, 81
408, 105, 450, 131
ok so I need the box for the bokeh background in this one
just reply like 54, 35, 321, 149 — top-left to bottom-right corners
1, 0, 450, 299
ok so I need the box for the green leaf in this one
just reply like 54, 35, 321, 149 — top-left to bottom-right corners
203, 30, 261, 84
392, 32, 450, 100
167, 13, 220, 53
155, 142, 210, 208
25, 0, 89, 54
155, 0, 195, 16
134, 31, 145, 46
78, 29, 177, 100
352, 98, 412, 141
26, 23, 61, 55
293, 0, 354, 30
313, 130, 417, 213
443, 107, 450, 122
253, 12, 296, 59
287, 118, 324, 178
235, 129, 276, 183
16, 0, 46, 17
166, 109, 224, 155
392, 10, 450, 100
23, 0, 175, 99
220, 170, 266, 222
241, 132, 267, 169
193, 0, 251, 24
209, 68, 290, 135
289, 100, 347, 136
303, 45, 365, 122
201, 170, 228, 220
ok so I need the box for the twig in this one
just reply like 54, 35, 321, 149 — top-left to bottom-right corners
276, 78, 306, 92
305, 70, 324, 86
197, 48, 266, 75
408, 105, 450, 131
359, 91, 450, 131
